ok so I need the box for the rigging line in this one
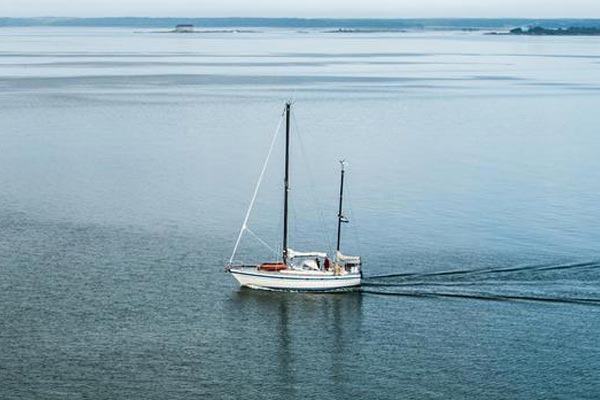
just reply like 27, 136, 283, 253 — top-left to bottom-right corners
291, 112, 334, 254
291, 197, 298, 249
245, 227, 279, 256
228, 110, 285, 265
276, 184, 284, 258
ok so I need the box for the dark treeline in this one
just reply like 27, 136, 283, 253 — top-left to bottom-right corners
509, 26, 600, 35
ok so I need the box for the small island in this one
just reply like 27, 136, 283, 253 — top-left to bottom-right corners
490, 26, 600, 36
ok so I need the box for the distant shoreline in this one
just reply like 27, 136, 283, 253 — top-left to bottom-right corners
512, 26, 600, 35
487, 26, 600, 36
2, 17, 600, 30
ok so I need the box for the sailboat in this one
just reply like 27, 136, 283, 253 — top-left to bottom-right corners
226, 102, 362, 291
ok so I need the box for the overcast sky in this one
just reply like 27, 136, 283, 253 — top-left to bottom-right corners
2, 0, 600, 18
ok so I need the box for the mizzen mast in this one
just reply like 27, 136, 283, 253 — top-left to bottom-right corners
336, 160, 348, 254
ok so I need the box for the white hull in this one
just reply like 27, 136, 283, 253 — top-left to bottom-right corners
228, 267, 361, 292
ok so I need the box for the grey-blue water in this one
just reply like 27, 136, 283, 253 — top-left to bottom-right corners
1, 28, 599, 399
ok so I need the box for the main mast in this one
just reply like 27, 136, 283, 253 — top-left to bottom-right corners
282, 102, 291, 264
336, 160, 346, 253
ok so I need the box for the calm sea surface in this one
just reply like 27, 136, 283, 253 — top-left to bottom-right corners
1, 27, 599, 399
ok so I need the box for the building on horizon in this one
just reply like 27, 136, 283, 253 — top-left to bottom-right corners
175, 24, 194, 33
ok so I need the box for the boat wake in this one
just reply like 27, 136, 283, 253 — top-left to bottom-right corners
361, 288, 600, 306
364, 260, 600, 281
362, 260, 600, 306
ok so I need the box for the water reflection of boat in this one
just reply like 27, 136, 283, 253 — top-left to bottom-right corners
226, 102, 362, 291
224, 289, 363, 396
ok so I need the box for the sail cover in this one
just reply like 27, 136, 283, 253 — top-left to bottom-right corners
336, 251, 361, 264
287, 249, 328, 259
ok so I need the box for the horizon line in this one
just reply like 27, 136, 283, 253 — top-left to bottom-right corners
3, 16, 600, 19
